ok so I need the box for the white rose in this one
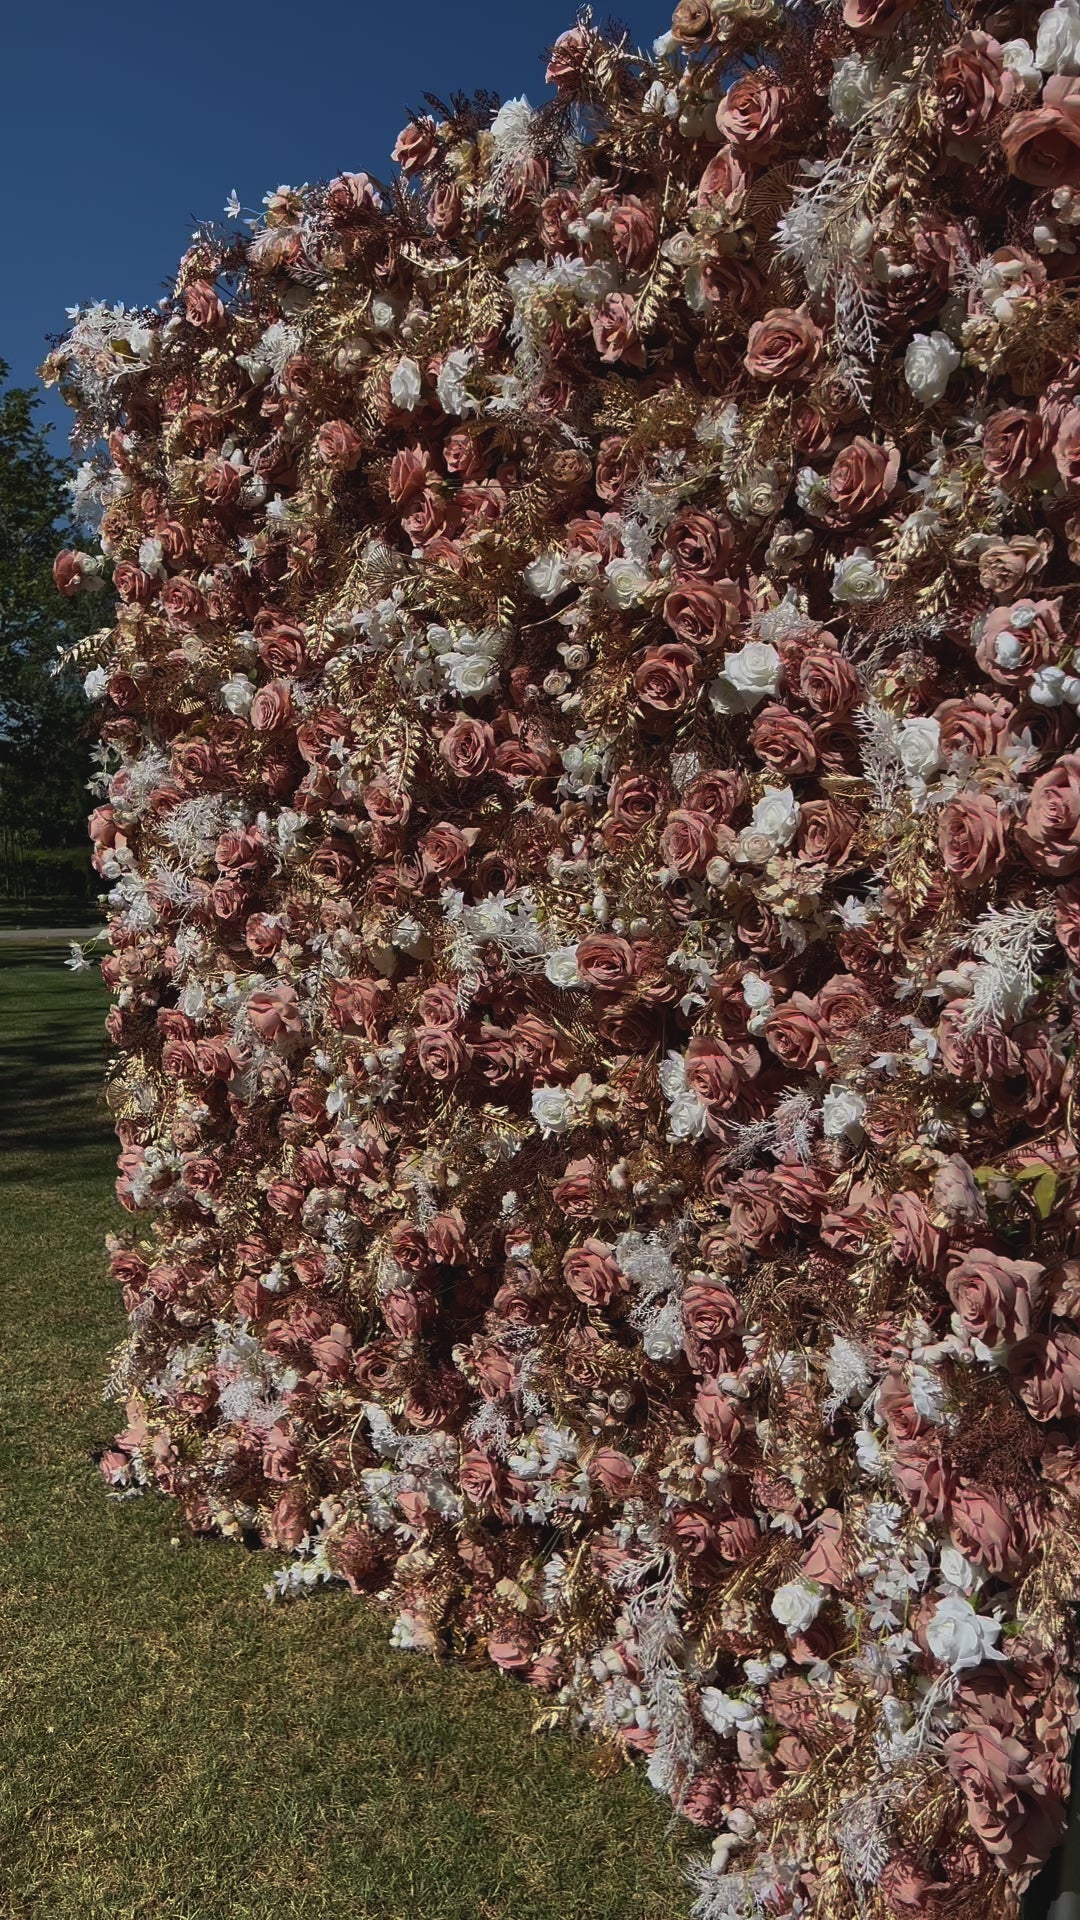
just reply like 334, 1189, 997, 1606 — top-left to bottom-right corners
708, 640, 780, 716
1001, 36, 1043, 92
771, 1581, 823, 1635
925, 1594, 1005, 1672
524, 551, 571, 602
666, 1089, 710, 1142
742, 973, 774, 1013
531, 1085, 574, 1136
370, 295, 398, 333
904, 331, 962, 406
939, 1546, 985, 1594
700, 1689, 761, 1737
993, 628, 1024, 670
751, 786, 800, 848
443, 653, 500, 699
220, 672, 255, 717
604, 557, 651, 609
831, 548, 887, 604
1036, 1, 1080, 74
1030, 665, 1067, 706
829, 54, 882, 127
855, 1426, 885, 1474
83, 665, 109, 701
898, 715, 943, 779
822, 1083, 866, 1141
389, 355, 422, 411
544, 946, 584, 988
435, 348, 477, 417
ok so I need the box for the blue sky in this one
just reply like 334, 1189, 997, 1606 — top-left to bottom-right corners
5, 0, 662, 449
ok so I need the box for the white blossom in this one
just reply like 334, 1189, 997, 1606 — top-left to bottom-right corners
822, 1083, 866, 1141
925, 1595, 1006, 1671
832, 549, 887, 604
1036, 1, 1080, 74
904, 332, 961, 406
707, 641, 780, 715
771, 1580, 823, 1635
389, 356, 423, 411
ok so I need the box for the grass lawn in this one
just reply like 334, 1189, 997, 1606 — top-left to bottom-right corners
0, 943, 694, 1920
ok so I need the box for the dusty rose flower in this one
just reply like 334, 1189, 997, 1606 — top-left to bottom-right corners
744, 308, 823, 384
551, 1157, 596, 1217
392, 118, 439, 174
944, 1724, 1064, 1871
663, 580, 740, 650
826, 437, 900, 521
608, 196, 657, 270
975, 598, 1063, 687
888, 1191, 942, 1272
982, 408, 1050, 485
763, 993, 826, 1069
591, 293, 647, 369
696, 149, 749, 211
842, 0, 915, 34
685, 1034, 751, 1111
797, 645, 860, 716
562, 1239, 629, 1308
796, 800, 857, 865
937, 33, 1015, 141
250, 681, 295, 733
939, 792, 1008, 888
1002, 76, 1080, 187
949, 1484, 1024, 1576
659, 809, 716, 876
440, 714, 495, 778
947, 1248, 1044, 1346
715, 77, 788, 156
415, 1025, 469, 1081
546, 24, 591, 85
633, 643, 697, 717
750, 704, 818, 776
663, 508, 735, 581
576, 933, 638, 992
1017, 753, 1080, 874
587, 1448, 636, 1497
315, 420, 364, 471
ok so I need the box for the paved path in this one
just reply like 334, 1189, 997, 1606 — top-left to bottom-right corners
0, 926, 106, 945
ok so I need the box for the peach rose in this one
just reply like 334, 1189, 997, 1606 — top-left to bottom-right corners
587, 1448, 636, 1497
947, 1247, 1044, 1345
798, 645, 860, 716
744, 308, 823, 384
440, 714, 495, 779
750, 704, 818, 776
659, 809, 716, 877
392, 118, 439, 174
975, 597, 1062, 688
944, 1724, 1064, 1871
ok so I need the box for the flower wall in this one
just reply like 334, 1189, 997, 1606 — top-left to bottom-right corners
49, 1, 1080, 1912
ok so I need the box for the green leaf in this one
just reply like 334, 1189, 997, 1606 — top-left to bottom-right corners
1034, 1171, 1059, 1220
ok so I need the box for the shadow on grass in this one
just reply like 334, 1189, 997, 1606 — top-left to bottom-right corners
0, 959, 113, 1181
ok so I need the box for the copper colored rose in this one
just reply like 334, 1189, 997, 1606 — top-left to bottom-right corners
1002, 76, 1080, 187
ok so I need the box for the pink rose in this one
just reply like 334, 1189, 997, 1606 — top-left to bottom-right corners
315, 420, 363, 472
1017, 753, 1080, 875
591, 293, 646, 369
663, 580, 740, 651
938, 791, 1008, 888
982, 407, 1050, 485
247, 985, 302, 1040
948, 1483, 1024, 1576
744, 308, 823, 384
947, 1247, 1044, 1345
587, 1448, 636, 1498
715, 76, 788, 157
1002, 75, 1080, 187
826, 437, 900, 522
562, 1239, 629, 1308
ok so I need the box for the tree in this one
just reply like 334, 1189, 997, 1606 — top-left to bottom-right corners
0, 359, 106, 899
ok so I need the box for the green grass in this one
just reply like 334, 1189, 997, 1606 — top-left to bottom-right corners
0, 942, 694, 1920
